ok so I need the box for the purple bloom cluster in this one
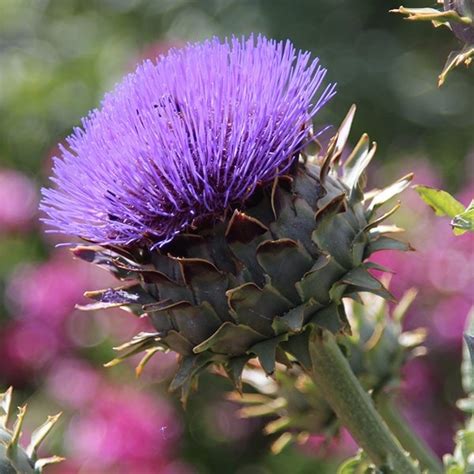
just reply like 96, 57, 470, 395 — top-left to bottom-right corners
41, 36, 335, 248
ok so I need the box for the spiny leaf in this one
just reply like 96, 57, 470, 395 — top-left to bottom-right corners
308, 303, 348, 334
225, 210, 268, 243
272, 299, 322, 335
365, 236, 413, 257
169, 353, 215, 393
34, 456, 66, 471
364, 202, 401, 231
280, 329, 312, 369
256, 238, 313, 302
414, 185, 465, 218
296, 255, 346, 304
105, 332, 162, 367
224, 355, 251, 390
390, 6, 472, 25
368, 173, 414, 212
193, 322, 264, 356
80, 284, 156, 313
227, 283, 292, 336
249, 335, 288, 374
331, 104, 357, 165
135, 348, 161, 377
155, 301, 221, 345
71, 245, 140, 279
6, 405, 27, 465
439, 46, 474, 86
0, 387, 13, 427
26, 413, 61, 459
344, 139, 376, 198
177, 258, 231, 321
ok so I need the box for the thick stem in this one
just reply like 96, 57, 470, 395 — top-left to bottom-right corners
376, 393, 443, 474
308, 329, 419, 473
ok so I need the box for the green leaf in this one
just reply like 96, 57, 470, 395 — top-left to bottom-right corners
414, 185, 465, 218
452, 200, 474, 235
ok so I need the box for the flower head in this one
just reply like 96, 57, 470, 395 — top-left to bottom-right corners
41, 36, 335, 248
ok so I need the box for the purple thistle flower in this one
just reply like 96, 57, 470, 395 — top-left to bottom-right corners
41, 36, 336, 248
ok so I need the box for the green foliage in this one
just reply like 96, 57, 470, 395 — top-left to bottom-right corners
414, 185, 474, 235
391, 3, 474, 85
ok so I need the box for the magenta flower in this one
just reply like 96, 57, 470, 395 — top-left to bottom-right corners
0, 169, 38, 232
41, 36, 335, 248
61, 385, 183, 473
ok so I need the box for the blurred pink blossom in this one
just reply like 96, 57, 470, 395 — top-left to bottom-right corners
56, 384, 185, 473
303, 429, 357, 459
6, 251, 90, 327
0, 169, 38, 232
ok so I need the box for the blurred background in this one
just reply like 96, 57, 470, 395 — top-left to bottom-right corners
0, 1, 472, 473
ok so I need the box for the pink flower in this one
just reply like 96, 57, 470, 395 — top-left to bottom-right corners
0, 169, 38, 232
303, 429, 357, 459
5, 251, 90, 327
62, 384, 183, 472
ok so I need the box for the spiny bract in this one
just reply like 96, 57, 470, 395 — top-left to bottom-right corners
0, 387, 63, 474
72, 106, 413, 402
229, 290, 426, 454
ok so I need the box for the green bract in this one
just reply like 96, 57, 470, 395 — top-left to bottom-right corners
230, 290, 426, 453
75, 106, 413, 402
0, 388, 63, 474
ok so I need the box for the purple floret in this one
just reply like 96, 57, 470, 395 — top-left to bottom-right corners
41, 36, 336, 248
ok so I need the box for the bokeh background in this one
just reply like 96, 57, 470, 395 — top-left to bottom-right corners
0, 1, 473, 473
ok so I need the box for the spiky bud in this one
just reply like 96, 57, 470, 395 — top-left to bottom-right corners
71, 107, 412, 401
0, 387, 63, 473
40, 37, 413, 402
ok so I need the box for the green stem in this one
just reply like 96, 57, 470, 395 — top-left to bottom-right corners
376, 393, 443, 474
308, 329, 419, 473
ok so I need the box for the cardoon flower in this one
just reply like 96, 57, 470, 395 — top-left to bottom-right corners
41, 36, 336, 248
41, 36, 413, 402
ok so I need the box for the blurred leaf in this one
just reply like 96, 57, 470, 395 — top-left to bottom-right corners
451, 200, 474, 235
337, 451, 378, 473
439, 46, 474, 86
390, 6, 472, 26
414, 185, 465, 217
